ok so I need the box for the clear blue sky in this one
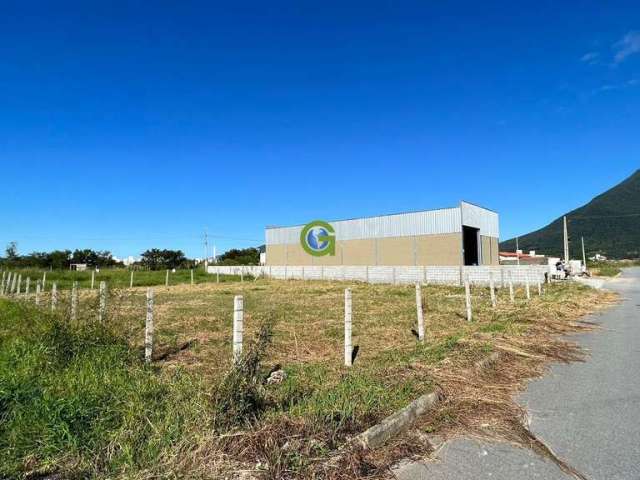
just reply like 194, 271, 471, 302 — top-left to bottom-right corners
1, 1, 638, 258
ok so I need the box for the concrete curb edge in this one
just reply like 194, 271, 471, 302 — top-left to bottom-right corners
355, 390, 443, 450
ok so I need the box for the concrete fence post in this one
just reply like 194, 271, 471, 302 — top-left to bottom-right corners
216, 270, 220, 283
190, 268, 194, 286
240, 268, 244, 283
1, 271, 5, 294
51, 282, 58, 311
392, 267, 397, 285
489, 272, 497, 308
91, 270, 95, 290
415, 283, 425, 342
145, 288, 154, 363
71, 281, 78, 322
537, 280, 542, 296
464, 276, 472, 322
525, 274, 531, 300
98, 281, 107, 322
35, 281, 41, 306
11, 273, 17, 295
233, 295, 244, 364
42, 271, 47, 292
344, 288, 353, 366
25, 277, 30, 296
130, 270, 134, 288
16, 274, 22, 295
165, 270, 169, 287
4, 272, 11, 295
508, 271, 515, 303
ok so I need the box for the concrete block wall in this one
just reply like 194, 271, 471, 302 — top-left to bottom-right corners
207, 264, 550, 286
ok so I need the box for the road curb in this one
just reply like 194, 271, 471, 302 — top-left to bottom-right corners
354, 350, 503, 451
355, 390, 443, 450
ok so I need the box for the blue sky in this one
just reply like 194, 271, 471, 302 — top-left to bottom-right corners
1, 1, 638, 258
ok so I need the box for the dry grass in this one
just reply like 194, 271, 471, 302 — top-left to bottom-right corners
20, 277, 617, 478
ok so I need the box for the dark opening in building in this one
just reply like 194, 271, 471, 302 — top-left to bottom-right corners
462, 225, 480, 265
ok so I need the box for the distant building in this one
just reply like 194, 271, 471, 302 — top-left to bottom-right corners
499, 250, 549, 266
70, 263, 88, 271
265, 201, 499, 266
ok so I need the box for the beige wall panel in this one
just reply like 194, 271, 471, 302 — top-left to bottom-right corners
267, 232, 473, 266
416, 233, 462, 266
481, 235, 491, 265
377, 237, 415, 265
310, 243, 345, 265
480, 235, 500, 265
339, 238, 376, 265
284, 245, 313, 266
490, 237, 499, 265
266, 245, 286, 266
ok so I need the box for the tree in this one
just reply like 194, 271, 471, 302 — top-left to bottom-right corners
47, 250, 72, 270
70, 249, 119, 267
217, 247, 260, 266
5, 242, 18, 259
140, 249, 187, 270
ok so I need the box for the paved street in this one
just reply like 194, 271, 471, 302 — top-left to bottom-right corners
394, 268, 640, 480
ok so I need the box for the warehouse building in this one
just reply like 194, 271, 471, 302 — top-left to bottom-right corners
265, 201, 499, 266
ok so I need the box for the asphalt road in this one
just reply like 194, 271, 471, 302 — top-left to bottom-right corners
394, 267, 640, 480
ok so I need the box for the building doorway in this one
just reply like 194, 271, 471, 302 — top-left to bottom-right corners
462, 226, 480, 265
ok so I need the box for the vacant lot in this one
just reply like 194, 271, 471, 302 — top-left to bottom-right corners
0, 276, 616, 479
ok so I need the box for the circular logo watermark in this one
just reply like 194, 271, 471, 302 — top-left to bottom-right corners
300, 220, 336, 256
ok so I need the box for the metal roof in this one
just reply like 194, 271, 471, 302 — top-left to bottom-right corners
266, 202, 499, 245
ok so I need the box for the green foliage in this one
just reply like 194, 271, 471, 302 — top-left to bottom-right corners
0, 268, 243, 291
0, 246, 118, 269
500, 169, 640, 259
5, 241, 18, 259
217, 247, 260, 266
588, 260, 622, 277
0, 300, 208, 479
140, 248, 188, 270
212, 320, 274, 431
70, 249, 118, 267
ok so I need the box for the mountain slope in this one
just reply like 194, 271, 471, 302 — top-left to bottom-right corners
500, 169, 640, 259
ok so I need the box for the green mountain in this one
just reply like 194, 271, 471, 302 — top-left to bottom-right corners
500, 169, 640, 259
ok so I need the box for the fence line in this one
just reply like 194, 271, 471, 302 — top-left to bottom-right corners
207, 264, 550, 286
0, 267, 554, 369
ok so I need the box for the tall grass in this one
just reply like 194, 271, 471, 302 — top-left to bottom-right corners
0, 299, 209, 479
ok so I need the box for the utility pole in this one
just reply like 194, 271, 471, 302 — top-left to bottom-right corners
515, 236, 520, 266
563, 216, 569, 262
581, 236, 587, 268
204, 229, 209, 272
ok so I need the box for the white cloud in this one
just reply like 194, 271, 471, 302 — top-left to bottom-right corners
580, 51, 599, 63
614, 31, 640, 64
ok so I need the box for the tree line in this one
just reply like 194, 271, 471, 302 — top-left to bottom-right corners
0, 242, 261, 270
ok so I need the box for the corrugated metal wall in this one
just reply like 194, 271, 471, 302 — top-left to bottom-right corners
460, 201, 499, 238
266, 207, 463, 245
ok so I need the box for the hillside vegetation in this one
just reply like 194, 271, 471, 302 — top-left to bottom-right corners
501, 169, 640, 259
